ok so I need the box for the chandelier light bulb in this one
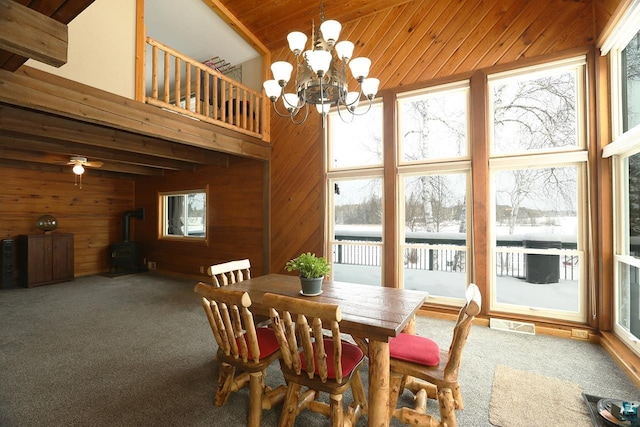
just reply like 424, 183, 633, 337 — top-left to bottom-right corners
263, 80, 282, 101
283, 93, 301, 111
349, 57, 371, 81
316, 103, 331, 115
346, 91, 361, 109
271, 61, 293, 85
287, 31, 307, 55
72, 163, 85, 175
307, 50, 332, 76
335, 41, 354, 62
319, 19, 341, 45
361, 78, 380, 99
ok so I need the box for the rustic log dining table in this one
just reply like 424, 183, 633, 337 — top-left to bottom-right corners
226, 273, 428, 427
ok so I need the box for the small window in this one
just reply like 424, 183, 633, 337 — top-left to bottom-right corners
161, 190, 206, 238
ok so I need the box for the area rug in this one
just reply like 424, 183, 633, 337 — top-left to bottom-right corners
489, 365, 592, 427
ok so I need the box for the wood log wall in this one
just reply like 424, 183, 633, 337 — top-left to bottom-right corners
134, 157, 266, 278
0, 165, 134, 279
269, 0, 597, 274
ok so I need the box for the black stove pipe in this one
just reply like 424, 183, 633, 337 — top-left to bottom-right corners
122, 208, 144, 242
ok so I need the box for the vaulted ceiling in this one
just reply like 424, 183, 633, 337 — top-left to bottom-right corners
0, 0, 621, 179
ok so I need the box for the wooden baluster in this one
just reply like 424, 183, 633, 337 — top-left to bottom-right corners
163, 52, 170, 103
212, 74, 218, 120
151, 44, 158, 100
204, 70, 210, 118
195, 68, 201, 114
185, 63, 191, 112
175, 57, 180, 107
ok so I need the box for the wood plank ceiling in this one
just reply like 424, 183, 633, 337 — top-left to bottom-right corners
0, 0, 613, 180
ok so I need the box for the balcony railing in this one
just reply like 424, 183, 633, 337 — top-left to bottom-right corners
334, 230, 580, 281
145, 37, 267, 141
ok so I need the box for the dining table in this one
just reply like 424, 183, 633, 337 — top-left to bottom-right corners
227, 273, 428, 427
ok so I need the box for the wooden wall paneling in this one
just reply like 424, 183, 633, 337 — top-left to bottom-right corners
479, 0, 552, 66
496, 1, 577, 65
542, 4, 596, 55
351, 1, 433, 90
0, 166, 134, 278
134, 157, 266, 277
433, 0, 519, 79
383, 0, 467, 89
420, 0, 495, 82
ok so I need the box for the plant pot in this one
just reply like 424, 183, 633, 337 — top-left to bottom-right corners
299, 277, 323, 296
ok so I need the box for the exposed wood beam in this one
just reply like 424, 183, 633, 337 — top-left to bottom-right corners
0, 0, 68, 67
0, 67, 270, 161
0, 104, 230, 167
0, 131, 197, 171
0, 146, 163, 175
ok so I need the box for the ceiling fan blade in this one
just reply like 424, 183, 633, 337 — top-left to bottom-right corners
85, 161, 103, 167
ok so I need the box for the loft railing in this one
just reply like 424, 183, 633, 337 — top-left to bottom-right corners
144, 37, 267, 140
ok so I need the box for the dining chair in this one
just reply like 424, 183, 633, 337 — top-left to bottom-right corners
387, 283, 481, 427
194, 282, 287, 427
263, 292, 368, 427
207, 259, 251, 287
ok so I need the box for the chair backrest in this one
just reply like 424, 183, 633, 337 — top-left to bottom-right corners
263, 293, 345, 383
444, 283, 481, 381
194, 281, 260, 363
207, 259, 251, 287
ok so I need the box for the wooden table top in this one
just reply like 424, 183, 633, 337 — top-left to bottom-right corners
228, 274, 427, 342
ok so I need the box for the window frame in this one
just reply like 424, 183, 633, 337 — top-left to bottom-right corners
487, 57, 589, 322
159, 188, 208, 241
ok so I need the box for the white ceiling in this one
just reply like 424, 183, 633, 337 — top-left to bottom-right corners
144, 0, 259, 67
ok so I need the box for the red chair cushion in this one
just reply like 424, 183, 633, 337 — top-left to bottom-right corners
300, 338, 364, 379
389, 333, 440, 366
238, 327, 280, 360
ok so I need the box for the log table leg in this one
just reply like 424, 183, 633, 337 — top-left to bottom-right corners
368, 339, 390, 427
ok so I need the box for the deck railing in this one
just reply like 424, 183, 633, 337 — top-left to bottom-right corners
145, 37, 267, 140
334, 231, 581, 281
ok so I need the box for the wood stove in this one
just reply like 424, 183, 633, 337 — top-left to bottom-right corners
109, 209, 144, 274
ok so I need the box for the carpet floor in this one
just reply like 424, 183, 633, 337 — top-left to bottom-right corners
0, 272, 638, 426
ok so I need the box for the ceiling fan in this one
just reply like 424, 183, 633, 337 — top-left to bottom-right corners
65, 156, 103, 188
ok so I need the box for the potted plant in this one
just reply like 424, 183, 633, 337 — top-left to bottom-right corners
285, 252, 331, 296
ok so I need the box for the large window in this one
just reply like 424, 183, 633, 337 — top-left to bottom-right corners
488, 57, 587, 322
160, 190, 207, 239
607, 19, 640, 354
327, 103, 384, 286
397, 82, 470, 304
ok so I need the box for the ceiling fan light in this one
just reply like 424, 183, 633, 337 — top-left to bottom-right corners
320, 19, 341, 45
287, 31, 308, 55
271, 61, 293, 85
349, 57, 371, 81
72, 164, 85, 175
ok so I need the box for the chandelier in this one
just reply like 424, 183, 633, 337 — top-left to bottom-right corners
262, 1, 379, 126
